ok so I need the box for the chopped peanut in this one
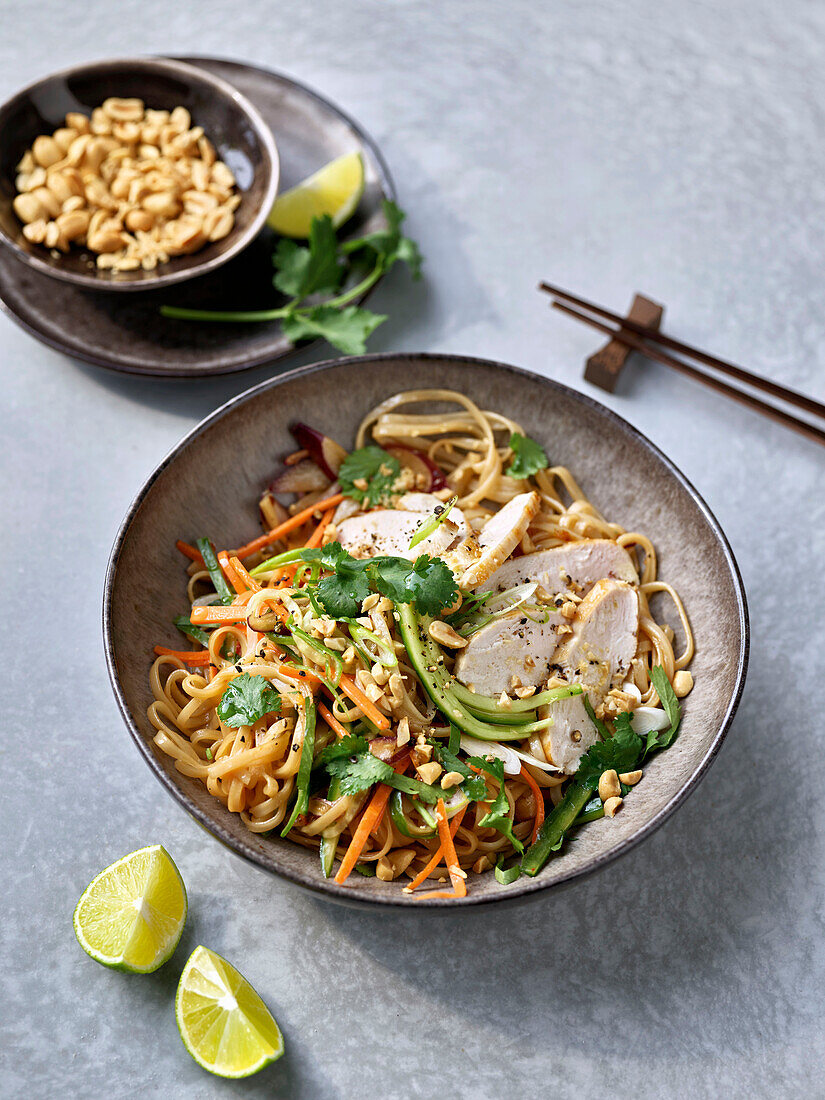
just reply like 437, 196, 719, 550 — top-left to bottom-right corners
619, 769, 642, 786
673, 670, 694, 698
598, 769, 621, 801
416, 762, 442, 785
603, 796, 623, 817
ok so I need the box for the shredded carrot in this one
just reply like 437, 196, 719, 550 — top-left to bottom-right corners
229, 555, 262, 592
176, 540, 204, 564
427, 798, 466, 898
190, 605, 249, 625
233, 493, 344, 560
520, 763, 545, 843
318, 701, 350, 740
153, 646, 211, 666
334, 784, 394, 885
305, 506, 335, 549
339, 674, 391, 730
217, 551, 246, 595
406, 805, 467, 891
273, 663, 323, 689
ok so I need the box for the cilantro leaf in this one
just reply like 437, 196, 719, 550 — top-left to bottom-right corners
506, 432, 549, 479
217, 672, 282, 728
315, 569, 371, 619
643, 666, 682, 758
341, 200, 423, 278
467, 755, 524, 853
368, 554, 458, 617
281, 304, 387, 355
431, 742, 487, 801
324, 750, 391, 794
574, 720, 643, 787
323, 746, 442, 802
273, 215, 343, 298
317, 734, 369, 766
339, 446, 401, 507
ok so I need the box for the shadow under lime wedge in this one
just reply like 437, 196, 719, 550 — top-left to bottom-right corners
176, 946, 284, 1078
267, 151, 364, 238
72, 845, 187, 974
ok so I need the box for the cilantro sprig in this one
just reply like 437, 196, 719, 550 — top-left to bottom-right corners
320, 737, 443, 803
256, 541, 459, 620
506, 432, 549, 479
160, 200, 421, 355
338, 446, 402, 507
217, 673, 282, 728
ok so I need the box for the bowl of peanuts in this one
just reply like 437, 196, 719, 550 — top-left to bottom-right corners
0, 57, 279, 289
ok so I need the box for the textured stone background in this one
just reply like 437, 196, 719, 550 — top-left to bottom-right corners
2, 2, 823, 1097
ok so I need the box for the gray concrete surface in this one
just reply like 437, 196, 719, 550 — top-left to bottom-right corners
2, 2, 823, 1097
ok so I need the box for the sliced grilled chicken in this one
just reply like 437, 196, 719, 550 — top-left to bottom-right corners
453, 608, 566, 695
337, 505, 469, 560
459, 491, 540, 588
538, 693, 600, 773
483, 538, 638, 597
556, 578, 639, 702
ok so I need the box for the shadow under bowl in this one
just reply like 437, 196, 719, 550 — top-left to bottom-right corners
0, 56, 279, 291
104, 353, 749, 909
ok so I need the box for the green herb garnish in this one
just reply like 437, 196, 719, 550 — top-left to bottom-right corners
338, 446, 401, 507
217, 673, 282, 728
159, 200, 421, 355
506, 432, 549, 479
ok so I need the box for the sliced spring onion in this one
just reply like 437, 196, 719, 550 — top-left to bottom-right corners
347, 622, 398, 668
290, 624, 343, 687
458, 734, 522, 776
280, 696, 317, 837
408, 495, 457, 550
495, 856, 521, 885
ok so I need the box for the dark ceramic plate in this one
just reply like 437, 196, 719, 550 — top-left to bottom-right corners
104, 354, 749, 909
0, 58, 393, 375
0, 57, 279, 290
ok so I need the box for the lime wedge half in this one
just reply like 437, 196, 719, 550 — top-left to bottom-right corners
268, 151, 365, 238
73, 845, 187, 973
176, 946, 284, 1078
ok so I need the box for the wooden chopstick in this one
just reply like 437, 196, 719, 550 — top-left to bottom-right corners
540, 282, 825, 420
550, 299, 825, 448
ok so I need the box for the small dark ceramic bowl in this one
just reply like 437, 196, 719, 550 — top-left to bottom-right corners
0, 57, 279, 290
104, 354, 749, 909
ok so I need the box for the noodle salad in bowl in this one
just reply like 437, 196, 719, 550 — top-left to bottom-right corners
148, 389, 694, 899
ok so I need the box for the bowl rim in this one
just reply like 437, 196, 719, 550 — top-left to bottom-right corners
103, 352, 750, 909
0, 55, 279, 291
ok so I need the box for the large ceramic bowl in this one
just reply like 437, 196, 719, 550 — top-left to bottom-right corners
0, 57, 279, 290
104, 354, 749, 908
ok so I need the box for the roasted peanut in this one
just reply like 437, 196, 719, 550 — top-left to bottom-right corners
603, 796, 623, 817
673, 670, 694, 698
598, 769, 621, 802
14, 101, 238, 272
32, 135, 62, 168
428, 620, 469, 649
102, 97, 144, 123
618, 769, 643, 786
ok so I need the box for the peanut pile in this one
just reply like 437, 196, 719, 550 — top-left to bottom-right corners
13, 98, 240, 273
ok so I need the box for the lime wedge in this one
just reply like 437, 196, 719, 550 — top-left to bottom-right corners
73, 845, 187, 974
268, 151, 365, 238
176, 946, 284, 1078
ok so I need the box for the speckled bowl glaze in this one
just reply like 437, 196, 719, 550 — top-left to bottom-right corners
104, 354, 749, 909
0, 57, 279, 290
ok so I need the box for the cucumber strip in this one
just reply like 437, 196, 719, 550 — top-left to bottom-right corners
520, 779, 593, 876
195, 538, 235, 605
280, 696, 317, 837
395, 604, 533, 742
174, 614, 210, 647
319, 776, 342, 877
389, 790, 437, 838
